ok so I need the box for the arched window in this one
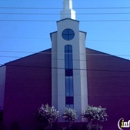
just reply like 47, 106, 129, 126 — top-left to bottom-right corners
65, 45, 73, 69
64, 45, 74, 108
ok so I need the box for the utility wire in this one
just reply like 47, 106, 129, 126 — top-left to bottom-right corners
0, 12, 130, 15
0, 20, 130, 22
0, 50, 130, 60
0, 52, 130, 57
0, 64, 130, 73
0, 36, 130, 43
0, 7, 130, 9
0, 35, 130, 44
0, 55, 118, 60
0, 36, 47, 39
0, 55, 129, 62
0, 50, 130, 56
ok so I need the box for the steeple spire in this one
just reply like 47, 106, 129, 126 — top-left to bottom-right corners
60, 0, 76, 20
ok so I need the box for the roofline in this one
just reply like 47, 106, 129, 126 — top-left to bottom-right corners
0, 64, 5, 67
86, 47, 130, 61
79, 30, 87, 34
50, 31, 57, 41
2, 47, 130, 66
50, 31, 57, 35
57, 18, 79, 23
4, 48, 51, 65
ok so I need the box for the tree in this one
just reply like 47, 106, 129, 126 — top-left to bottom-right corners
36, 104, 60, 130
82, 106, 108, 130
62, 107, 77, 129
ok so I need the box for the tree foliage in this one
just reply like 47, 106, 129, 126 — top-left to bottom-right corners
62, 108, 77, 122
82, 106, 107, 122
38, 104, 60, 124
82, 105, 108, 130
35, 104, 108, 130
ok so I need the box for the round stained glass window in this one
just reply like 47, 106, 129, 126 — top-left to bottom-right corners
62, 29, 75, 41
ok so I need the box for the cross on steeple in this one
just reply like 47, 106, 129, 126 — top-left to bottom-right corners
60, 0, 76, 20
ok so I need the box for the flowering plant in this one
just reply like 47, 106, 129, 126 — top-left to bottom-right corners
38, 104, 60, 124
82, 105, 107, 122
82, 106, 107, 130
62, 108, 77, 122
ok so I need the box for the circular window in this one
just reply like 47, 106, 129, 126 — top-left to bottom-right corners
62, 29, 75, 41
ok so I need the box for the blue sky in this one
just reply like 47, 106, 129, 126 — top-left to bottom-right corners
0, 0, 130, 65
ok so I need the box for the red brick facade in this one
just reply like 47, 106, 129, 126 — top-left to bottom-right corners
87, 49, 130, 129
3, 49, 52, 130
2, 48, 130, 130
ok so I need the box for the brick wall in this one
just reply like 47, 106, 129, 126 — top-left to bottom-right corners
3, 49, 52, 130
3, 48, 130, 130
87, 48, 130, 130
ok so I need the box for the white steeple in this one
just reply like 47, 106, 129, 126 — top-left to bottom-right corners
60, 0, 76, 20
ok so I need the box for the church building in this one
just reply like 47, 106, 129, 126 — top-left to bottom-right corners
0, 0, 130, 130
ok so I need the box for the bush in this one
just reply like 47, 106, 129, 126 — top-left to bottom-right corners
36, 104, 60, 129
82, 106, 107, 122
82, 105, 108, 130
35, 104, 108, 130
62, 108, 77, 123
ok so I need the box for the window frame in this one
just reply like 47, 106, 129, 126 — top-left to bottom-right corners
62, 28, 75, 41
